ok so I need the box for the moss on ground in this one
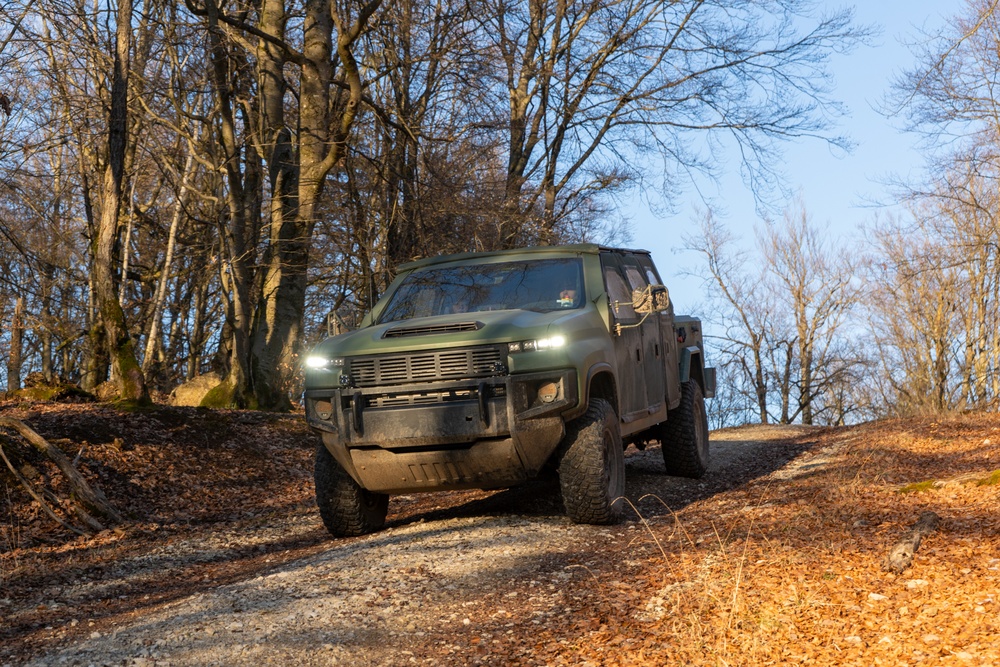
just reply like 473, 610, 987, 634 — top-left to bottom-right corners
899, 480, 936, 493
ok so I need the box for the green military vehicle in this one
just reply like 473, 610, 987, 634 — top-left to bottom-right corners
304, 244, 714, 537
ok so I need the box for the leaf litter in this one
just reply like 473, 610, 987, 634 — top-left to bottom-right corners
0, 401, 998, 665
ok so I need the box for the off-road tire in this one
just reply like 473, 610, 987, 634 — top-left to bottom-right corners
314, 444, 389, 537
558, 398, 625, 524
661, 379, 710, 478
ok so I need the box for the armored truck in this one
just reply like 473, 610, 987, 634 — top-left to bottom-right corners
304, 244, 714, 537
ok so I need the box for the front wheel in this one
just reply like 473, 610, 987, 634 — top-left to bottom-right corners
660, 380, 710, 478
558, 398, 625, 524
314, 444, 389, 537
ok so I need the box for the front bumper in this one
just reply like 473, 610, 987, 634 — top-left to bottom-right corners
305, 369, 577, 494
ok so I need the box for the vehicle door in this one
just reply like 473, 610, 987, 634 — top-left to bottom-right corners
634, 254, 680, 409
618, 255, 668, 417
600, 253, 648, 423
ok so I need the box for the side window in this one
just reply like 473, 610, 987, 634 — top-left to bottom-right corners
634, 255, 673, 316
635, 256, 662, 286
624, 266, 648, 292
603, 266, 636, 320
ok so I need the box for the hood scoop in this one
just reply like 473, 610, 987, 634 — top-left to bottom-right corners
382, 321, 483, 338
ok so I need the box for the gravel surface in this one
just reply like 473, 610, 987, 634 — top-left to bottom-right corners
9, 425, 817, 666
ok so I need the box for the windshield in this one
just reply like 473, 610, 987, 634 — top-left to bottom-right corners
377, 257, 585, 324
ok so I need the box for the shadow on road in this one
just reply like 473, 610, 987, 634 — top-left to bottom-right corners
391, 430, 815, 528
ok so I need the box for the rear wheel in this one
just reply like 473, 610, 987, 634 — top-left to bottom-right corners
558, 398, 625, 524
660, 380, 710, 478
314, 444, 389, 537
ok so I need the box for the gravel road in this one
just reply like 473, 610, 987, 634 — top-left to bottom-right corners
16, 425, 815, 667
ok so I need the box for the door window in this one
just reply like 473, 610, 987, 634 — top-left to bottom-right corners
603, 267, 636, 320
624, 265, 648, 292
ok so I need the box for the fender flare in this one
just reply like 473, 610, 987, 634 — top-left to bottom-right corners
679, 346, 704, 387
679, 347, 716, 398
581, 361, 617, 416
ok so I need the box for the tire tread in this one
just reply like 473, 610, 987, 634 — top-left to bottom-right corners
661, 380, 710, 478
314, 445, 388, 537
559, 398, 625, 524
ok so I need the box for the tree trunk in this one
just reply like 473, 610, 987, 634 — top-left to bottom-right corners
188, 262, 212, 380
248, 0, 381, 411
249, 0, 301, 411
92, 0, 148, 404
800, 346, 814, 425
752, 343, 767, 424
142, 139, 196, 376
199, 0, 261, 408
6, 297, 23, 392
385, 134, 419, 267
82, 320, 109, 393
40, 268, 55, 381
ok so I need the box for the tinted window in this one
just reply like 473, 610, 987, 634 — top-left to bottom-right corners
378, 258, 585, 323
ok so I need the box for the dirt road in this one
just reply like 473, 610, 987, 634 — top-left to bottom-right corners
10, 425, 815, 667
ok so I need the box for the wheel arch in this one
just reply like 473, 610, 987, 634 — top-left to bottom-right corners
583, 362, 619, 418
680, 346, 707, 396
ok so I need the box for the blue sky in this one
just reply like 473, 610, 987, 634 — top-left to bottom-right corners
628, 0, 952, 315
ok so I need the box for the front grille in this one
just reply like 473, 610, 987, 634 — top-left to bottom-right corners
349, 346, 505, 387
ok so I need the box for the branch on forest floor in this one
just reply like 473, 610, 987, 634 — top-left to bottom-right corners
0, 417, 122, 534
884, 511, 940, 574
899, 469, 1000, 492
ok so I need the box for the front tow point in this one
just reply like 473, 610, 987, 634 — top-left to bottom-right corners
352, 391, 364, 435
478, 382, 489, 427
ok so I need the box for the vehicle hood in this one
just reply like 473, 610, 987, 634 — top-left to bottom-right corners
311, 308, 592, 358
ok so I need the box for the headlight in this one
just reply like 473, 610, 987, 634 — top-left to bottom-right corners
305, 355, 344, 369
508, 335, 566, 353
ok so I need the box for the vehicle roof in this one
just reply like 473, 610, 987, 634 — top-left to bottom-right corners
397, 243, 653, 272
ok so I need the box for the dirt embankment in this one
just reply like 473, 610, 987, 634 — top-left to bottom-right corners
2, 404, 999, 666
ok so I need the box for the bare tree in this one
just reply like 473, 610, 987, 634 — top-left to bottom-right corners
689, 203, 863, 426
91, 0, 149, 403
865, 217, 962, 415
864, 159, 1000, 416
883, 0, 1000, 413
481, 0, 869, 245
179, 0, 384, 409
931, 159, 1000, 409
760, 203, 860, 425
686, 211, 772, 423
891, 0, 1000, 152
6, 297, 23, 391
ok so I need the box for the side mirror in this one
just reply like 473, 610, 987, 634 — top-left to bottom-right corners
326, 310, 351, 337
632, 284, 670, 314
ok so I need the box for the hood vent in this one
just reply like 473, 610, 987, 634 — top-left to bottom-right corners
383, 321, 483, 338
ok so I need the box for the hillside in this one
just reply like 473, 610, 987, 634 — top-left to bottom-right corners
1, 402, 999, 665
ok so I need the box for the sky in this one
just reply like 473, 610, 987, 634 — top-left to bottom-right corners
627, 0, 953, 316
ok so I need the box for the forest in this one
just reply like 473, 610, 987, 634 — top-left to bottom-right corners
0, 0, 997, 423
